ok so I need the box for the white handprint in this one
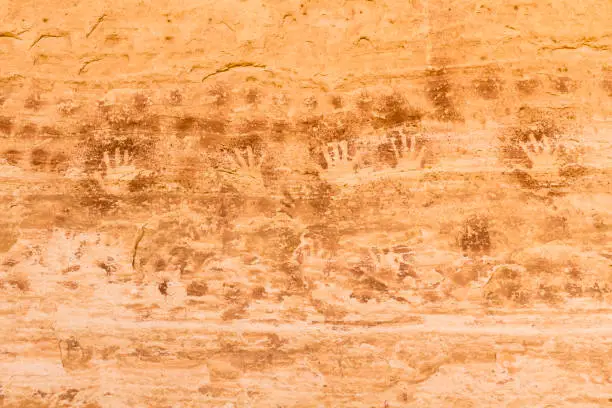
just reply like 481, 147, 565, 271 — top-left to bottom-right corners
229, 146, 265, 180
365, 245, 416, 284
292, 233, 331, 268
94, 148, 140, 195
223, 146, 267, 195
519, 134, 561, 172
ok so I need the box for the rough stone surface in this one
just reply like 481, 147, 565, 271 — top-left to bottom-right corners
1, 0, 611, 406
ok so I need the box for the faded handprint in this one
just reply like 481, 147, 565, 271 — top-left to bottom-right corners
292, 232, 332, 273
322, 140, 359, 175
368, 247, 403, 274
222, 146, 267, 195
132, 210, 226, 283
278, 187, 300, 219
58, 336, 93, 370
229, 146, 265, 180
319, 140, 372, 185
275, 171, 326, 222
390, 130, 426, 172
168, 201, 226, 246
519, 134, 561, 173
94, 148, 140, 195
366, 246, 415, 282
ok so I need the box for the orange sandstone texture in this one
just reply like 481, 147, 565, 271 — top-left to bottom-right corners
0, 0, 611, 406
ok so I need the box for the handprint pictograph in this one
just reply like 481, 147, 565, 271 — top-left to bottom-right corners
366, 246, 414, 281
347, 245, 417, 297
319, 140, 373, 186
94, 148, 141, 195
229, 146, 265, 181
58, 336, 93, 370
221, 146, 267, 195
390, 129, 426, 172
292, 232, 332, 268
327, 126, 429, 185
519, 134, 561, 173
368, 247, 403, 273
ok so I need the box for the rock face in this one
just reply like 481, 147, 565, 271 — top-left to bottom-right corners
1, 0, 611, 406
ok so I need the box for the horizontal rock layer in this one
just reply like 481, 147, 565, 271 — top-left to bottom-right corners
1, 0, 611, 406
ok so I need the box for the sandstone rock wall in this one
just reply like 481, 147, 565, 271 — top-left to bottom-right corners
1, 0, 611, 406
